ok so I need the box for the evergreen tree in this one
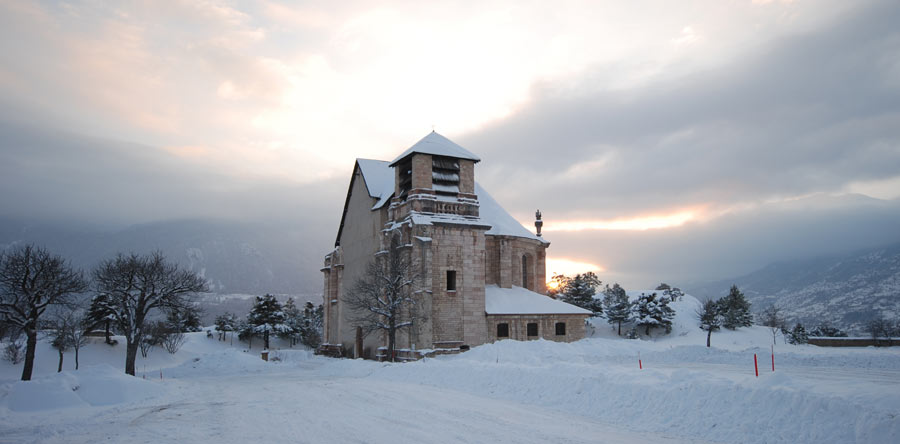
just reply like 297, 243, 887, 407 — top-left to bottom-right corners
214, 312, 238, 344
165, 306, 202, 333
300, 301, 324, 348
720, 285, 753, 330
788, 322, 809, 344
558, 272, 603, 316
602, 283, 631, 335
632, 292, 675, 336
281, 298, 303, 347
85, 293, 116, 345
246, 294, 288, 350
697, 299, 722, 347
546, 274, 571, 299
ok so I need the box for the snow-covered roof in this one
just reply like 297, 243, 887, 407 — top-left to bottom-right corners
476, 183, 544, 243
356, 159, 394, 209
485, 285, 592, 315
389, 131, 481, 166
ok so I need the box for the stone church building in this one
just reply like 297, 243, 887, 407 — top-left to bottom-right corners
321, 132, 590, 358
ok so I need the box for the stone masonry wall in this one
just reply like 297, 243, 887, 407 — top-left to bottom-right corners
429, 224, 488, 347
411, 154, 432, 190
485, 235, 548, 294
485, 314, 587, 342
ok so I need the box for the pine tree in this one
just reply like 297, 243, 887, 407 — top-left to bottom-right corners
697, 299, 722, 347
246, 294, 288, 350
547, 274, 571, 299
788, 322, 809, 344
281, 298, 303, 347
300, 302, 324, 348
721, 285, 753, 330
632, 292, 675, 336
214, 312, 238, 343
602, 283, 631, 335
558, 272, 602, 316
165, 306, 202, 333
86, 293, 116, 345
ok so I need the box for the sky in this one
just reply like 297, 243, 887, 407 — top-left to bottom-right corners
1, 0, 899, 290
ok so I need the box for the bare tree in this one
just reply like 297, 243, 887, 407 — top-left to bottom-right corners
0, 245, 88, 380
867, 316, 896, 346
48, 309, 91, 371
760, 305, 786, 345
345, 241, 423, 362
49, 320, 71, 373
92, 252, 207, 375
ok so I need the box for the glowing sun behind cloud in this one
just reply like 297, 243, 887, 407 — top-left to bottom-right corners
546, 258, 604, 281
542, 208, 704, 232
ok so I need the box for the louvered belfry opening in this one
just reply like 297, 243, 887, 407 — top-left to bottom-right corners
431, 155, 460, 197
397, 157, 413, 201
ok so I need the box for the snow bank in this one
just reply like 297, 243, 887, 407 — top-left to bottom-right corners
1, 364, 163, 412
374, 339, 900, 444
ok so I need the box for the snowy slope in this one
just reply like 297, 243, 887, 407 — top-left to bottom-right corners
690, 242, 900, 333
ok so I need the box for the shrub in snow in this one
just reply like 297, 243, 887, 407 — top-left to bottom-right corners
810, 323, 847, 338
866, 316, 898, 346
625, 326, 638, 339
4, 338, 25, 364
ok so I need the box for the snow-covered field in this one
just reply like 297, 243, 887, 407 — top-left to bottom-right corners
2, 295, 899, 443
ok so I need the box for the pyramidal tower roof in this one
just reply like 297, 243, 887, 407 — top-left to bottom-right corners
389, 131, 481, 166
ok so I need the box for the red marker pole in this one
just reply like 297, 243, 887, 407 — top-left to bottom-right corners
771, 345, 775, 372
753, 354, 759, 377
638, 351, 642, 370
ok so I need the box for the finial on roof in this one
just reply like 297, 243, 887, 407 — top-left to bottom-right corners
535, 209, 543, 237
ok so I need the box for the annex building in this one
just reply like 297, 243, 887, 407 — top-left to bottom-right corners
321, 132, 590, 359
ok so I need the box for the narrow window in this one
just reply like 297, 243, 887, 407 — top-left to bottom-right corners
527, 322, 538, 337
447, 270, 456, 292
497, 323, 509, 338
555, 322, 566, 336
522, 255, 528, 288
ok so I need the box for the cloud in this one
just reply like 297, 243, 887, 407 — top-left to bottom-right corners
462, 1, 900, 221
0, 121, 346, 232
